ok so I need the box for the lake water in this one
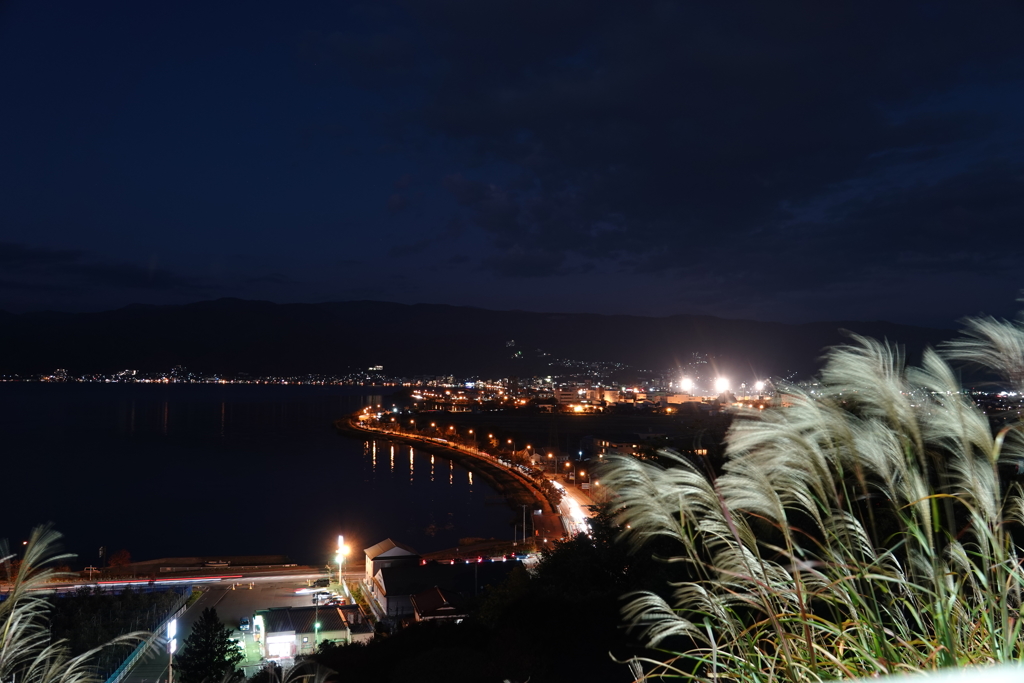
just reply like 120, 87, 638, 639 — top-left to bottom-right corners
0, 383, 515, 566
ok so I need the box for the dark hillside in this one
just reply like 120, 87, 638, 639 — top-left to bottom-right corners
0, 299, 956, 378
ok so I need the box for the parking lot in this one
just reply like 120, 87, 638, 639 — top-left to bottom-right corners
122, 575, 331, 683
213, 578, 329, 674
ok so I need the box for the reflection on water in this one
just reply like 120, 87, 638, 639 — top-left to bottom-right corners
363, 439, 477, 490
0, 383, 513, 564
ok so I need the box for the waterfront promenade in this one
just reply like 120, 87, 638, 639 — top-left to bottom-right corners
339, 412, 596, 543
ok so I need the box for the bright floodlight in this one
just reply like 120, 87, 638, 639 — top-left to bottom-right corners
715, 377, 730, 393
680, 378, 693, 392
754, 381, 765, 391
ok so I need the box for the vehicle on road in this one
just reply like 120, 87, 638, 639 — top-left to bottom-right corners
239, 617, 250, 631
313, 578, 330, 587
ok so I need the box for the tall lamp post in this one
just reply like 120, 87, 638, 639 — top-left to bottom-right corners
313, 603, 320, 648
337, 535, 350, 598
167, 619, 177, 683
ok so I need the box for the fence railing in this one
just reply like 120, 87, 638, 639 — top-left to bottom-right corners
103, 586, 192, 683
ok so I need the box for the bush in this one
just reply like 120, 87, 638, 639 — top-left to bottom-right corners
1, 526, 145, 683
537, 478, 564, 510
605, 312, 1024, 680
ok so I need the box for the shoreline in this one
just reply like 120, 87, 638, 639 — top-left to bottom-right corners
335, 416, 555, 513
335, 416, 568, 543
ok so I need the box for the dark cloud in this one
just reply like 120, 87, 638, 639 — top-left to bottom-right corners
483, 245, 568, 278
387, 216, 464, 256
388, 237, 432, 257
766, 162, 1024, 285
0, 242, 84, 267
0, 242, 194, 292
830, 164, 1024, 268
71, 262, 190, 290
0, 278, 72, 293
329, 1, 1024, 287
245, 273, 300, 286
387, 192, 410, 213
3, 2, 1023, 324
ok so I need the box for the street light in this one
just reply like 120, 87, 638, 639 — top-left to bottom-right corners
167, 619, 177, 683
337, 535, 350, 597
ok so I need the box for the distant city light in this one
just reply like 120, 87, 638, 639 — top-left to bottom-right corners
680, 378, 694, 392
715, 377, 730, 393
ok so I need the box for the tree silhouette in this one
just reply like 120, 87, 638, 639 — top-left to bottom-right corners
108, 549, 131, 567
174, 608, 243, 683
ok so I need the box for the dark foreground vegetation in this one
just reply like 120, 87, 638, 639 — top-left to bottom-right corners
303, 508, 676, 683
48, 587, 187, 680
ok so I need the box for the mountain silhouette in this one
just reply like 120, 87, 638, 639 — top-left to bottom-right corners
0, 299, 957, 379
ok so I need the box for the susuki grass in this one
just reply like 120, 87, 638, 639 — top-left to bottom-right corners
1, 526, 144, 683
604, 312, 1024, 681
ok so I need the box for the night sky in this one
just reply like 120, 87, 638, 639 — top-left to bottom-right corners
2, 2, 1023, 327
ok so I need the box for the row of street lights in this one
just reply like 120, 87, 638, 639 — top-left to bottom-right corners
398, 419, 595, 478
563, 462, 589, 487
402, 420, 541, 454
375, 413, 601, 493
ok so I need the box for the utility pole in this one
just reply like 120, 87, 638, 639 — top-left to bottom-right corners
314, 594, 320, 649
520, 504, 528, 546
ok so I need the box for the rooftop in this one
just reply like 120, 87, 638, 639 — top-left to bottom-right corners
259, 606, 346, 634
